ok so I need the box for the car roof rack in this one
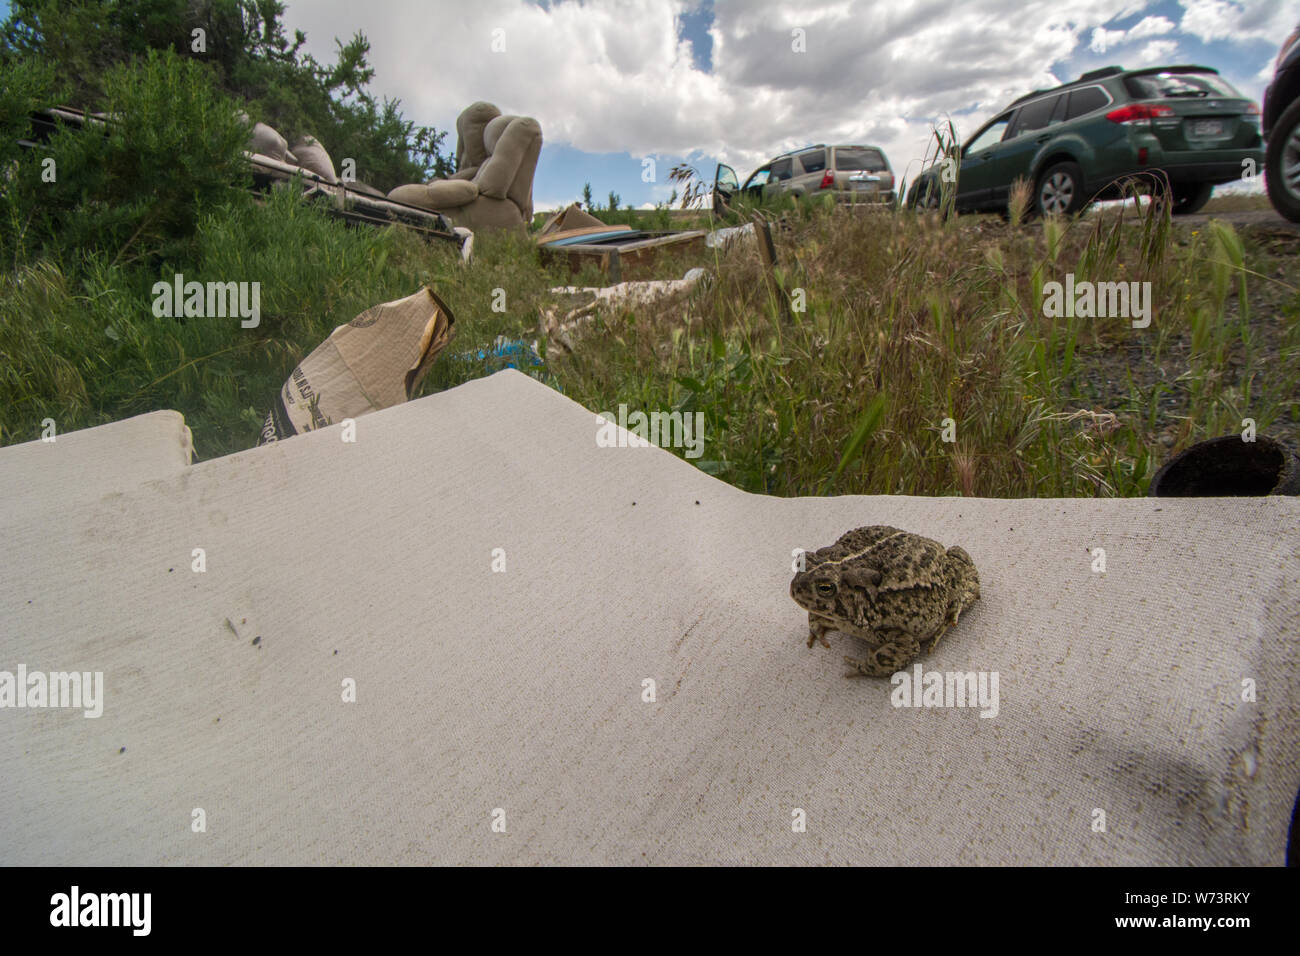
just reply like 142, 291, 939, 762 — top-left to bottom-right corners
1078, 66, 1125, 83
1008, 67, 1126, 107
1001, 62, 1221, 113
774, 143, 827, 158
1009, 87, 1051, 105
1125, 64, 1220, 77
1009, 61, 1202, 109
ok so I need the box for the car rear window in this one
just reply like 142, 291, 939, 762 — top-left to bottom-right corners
1123, 71, 1242, 100
796, 149, 826, 173
1065, 87, 1110, 119
834, 147, 887, 171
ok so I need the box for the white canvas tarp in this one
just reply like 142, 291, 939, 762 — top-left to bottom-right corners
0, 410, 192, 516
1, 370, 1296, 864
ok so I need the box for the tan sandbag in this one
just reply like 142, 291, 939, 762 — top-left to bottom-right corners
388, 103, 541, 231
388, 179, 479, 210
258, 288, 455, 444
455, 101, 502, 172
291, 135, 337, 183
478, 115, 541, 217
249, 122, 294, 164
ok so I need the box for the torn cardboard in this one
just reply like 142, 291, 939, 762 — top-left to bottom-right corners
258, 288, 455, 444
536, 202, 633, 245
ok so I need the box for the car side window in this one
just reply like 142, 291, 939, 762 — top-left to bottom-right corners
744, 166, 772, 189
1009, 94, 1062, 136
770, 158, 794, 181
1065, 87, 1109, 120
1049, 93, 1069, 125
964, 116, 1012, 154
796, 149, 826, 173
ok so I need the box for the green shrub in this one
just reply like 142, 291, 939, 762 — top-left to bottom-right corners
1, 49, 252, 268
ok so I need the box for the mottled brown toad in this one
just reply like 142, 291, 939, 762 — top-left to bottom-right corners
790, 525, 980, 677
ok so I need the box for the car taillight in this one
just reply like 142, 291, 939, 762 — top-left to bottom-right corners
1246, 102, 1261, 115
1106, 103, 1176, 125
819, 170, 834, 189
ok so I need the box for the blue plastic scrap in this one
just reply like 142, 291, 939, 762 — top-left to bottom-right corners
454, 336, 544, 372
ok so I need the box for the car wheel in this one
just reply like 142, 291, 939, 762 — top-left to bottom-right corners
1169, 182, 1213, 215
908, 178, 941, 210
1266, 95, 1300, 223
1035, 162, 1086, 217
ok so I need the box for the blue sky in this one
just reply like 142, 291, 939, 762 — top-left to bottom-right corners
3, 0, 1290, 208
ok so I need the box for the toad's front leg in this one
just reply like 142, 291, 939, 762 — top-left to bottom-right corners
806, 614, 833, 649
844, 635, 922, 678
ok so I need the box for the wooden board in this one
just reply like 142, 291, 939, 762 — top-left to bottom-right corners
539, 230, 707, 282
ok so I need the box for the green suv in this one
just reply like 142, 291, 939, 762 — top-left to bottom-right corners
907, 65, 1264, 217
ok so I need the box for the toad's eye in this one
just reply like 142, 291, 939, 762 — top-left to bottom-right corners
815, 582, 836, 597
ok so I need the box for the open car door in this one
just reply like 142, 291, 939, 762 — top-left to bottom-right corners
713, 162, 739, 216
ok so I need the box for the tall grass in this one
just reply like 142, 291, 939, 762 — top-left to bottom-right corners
544, 196, 1297, 497
1, 51, 1294, 490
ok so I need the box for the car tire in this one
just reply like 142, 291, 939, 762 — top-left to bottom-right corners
1266, 95, 1300, 223
1035, 161, 1086, 217
1168, 182, 1213, 215
908, 178, 941, 210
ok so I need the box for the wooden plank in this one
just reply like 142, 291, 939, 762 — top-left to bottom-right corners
751, 212, 792, 321
538, 229, 706, 280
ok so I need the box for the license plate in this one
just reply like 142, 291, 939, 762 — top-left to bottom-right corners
1189, 118, 1225, 137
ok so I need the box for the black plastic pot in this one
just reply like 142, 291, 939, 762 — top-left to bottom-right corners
1149, 435, 1300, 497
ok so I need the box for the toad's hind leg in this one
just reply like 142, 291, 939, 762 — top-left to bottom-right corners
844, 637, 921, 678
927, 620, 953, 654
924, 548, 980, 655
945, 545, 981, 615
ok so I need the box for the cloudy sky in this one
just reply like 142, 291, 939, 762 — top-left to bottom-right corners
4, 0, 1289, 208
274, 0, 1291, 210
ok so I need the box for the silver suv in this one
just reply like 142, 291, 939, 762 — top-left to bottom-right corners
713, 144, 896, 214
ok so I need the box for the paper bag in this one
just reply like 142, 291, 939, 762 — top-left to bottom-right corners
258, 288, 455, 444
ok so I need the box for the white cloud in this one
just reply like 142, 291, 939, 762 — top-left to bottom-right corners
1132, 39, 1180, 65
1089, 15, 1174, 55
1090, 28, 1127, 53
1178, 0, 1297, 44
1126, 15, 1175, 40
